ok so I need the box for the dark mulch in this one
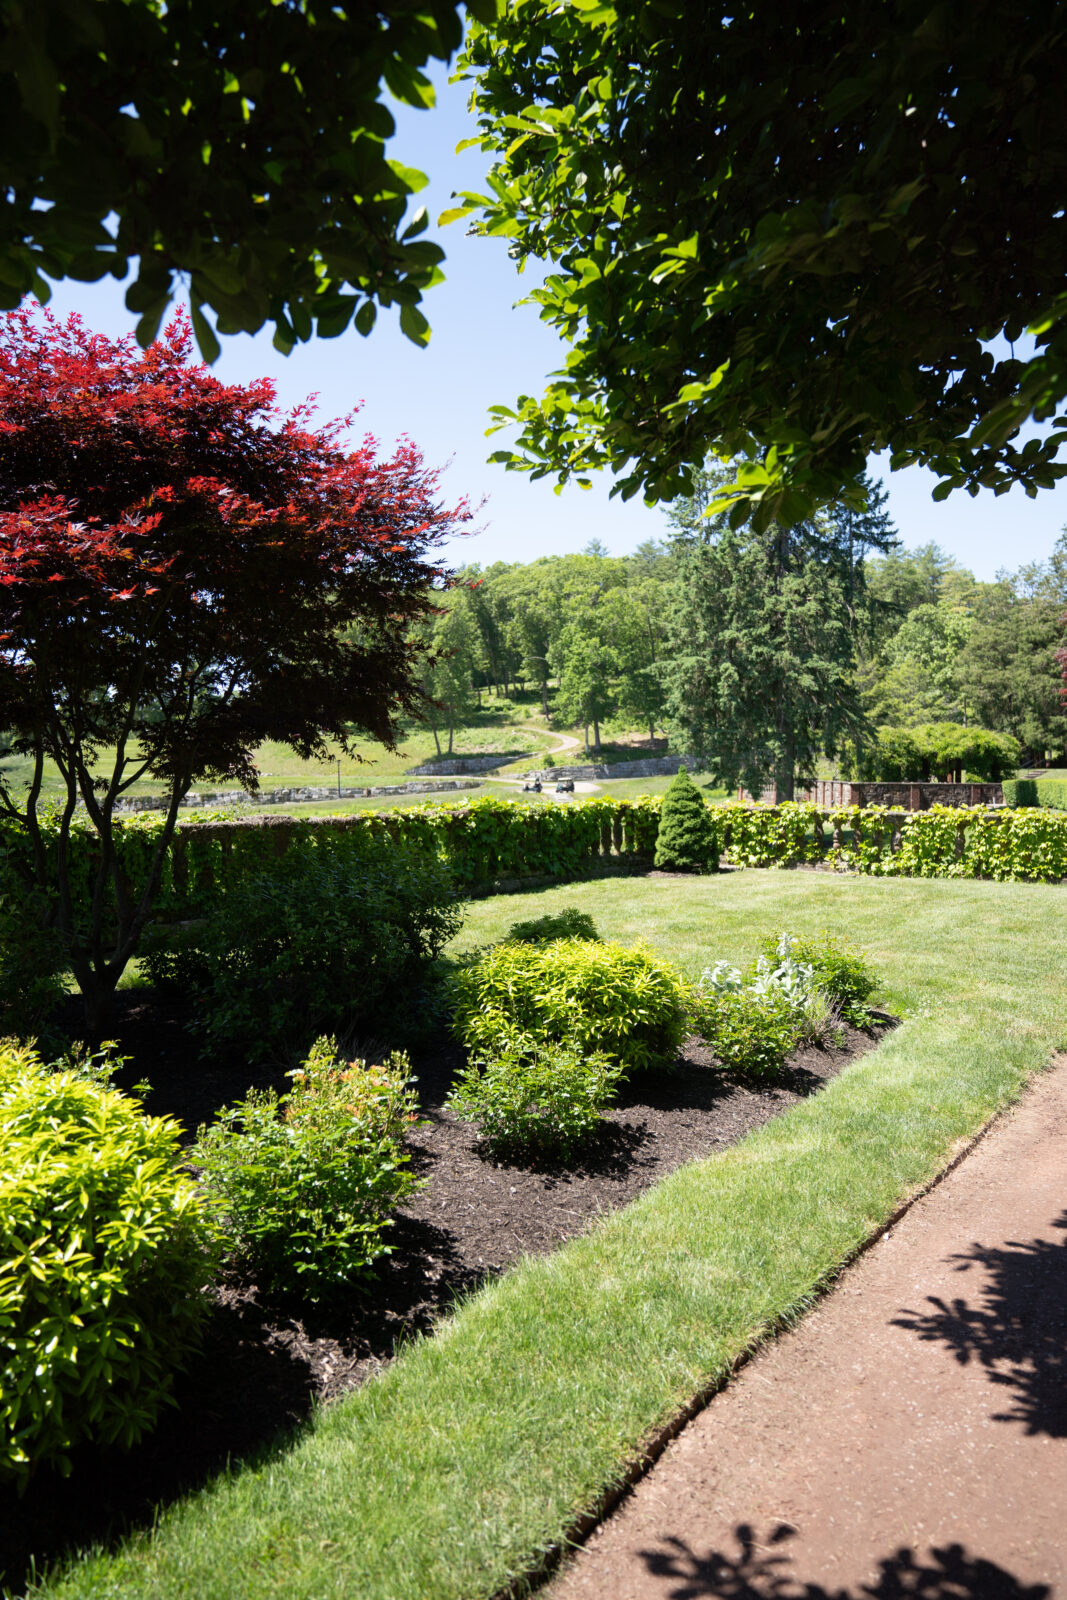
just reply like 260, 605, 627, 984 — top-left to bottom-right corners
2, 995, 892, 1593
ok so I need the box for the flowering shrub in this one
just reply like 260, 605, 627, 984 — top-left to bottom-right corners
692, 931, 880, 1072
190, 1038, 421, 1298
755, 931, 878, 1012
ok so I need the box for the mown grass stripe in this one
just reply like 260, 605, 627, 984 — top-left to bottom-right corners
38, 874, 1067, 1600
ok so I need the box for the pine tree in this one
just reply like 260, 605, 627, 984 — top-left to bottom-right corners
653, 769, 719, 873
663, 465, 896, 800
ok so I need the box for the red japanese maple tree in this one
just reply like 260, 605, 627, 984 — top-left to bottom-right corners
0, 307, 469, 1033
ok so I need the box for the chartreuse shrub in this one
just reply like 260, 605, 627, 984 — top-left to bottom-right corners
451, 938, 688, 1073
190, 1037, 421, 1299
653, 768, 719, 872
144, 836, 461, 1055
448, 1042, 624, 1158
0, 1043, 211, 1488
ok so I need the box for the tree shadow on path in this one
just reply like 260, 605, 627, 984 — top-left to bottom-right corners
892, 1212, 1067, 1437
637, 1524, 1049, 1600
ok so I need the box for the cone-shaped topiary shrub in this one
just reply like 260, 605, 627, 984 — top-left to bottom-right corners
654, 768, 719, 872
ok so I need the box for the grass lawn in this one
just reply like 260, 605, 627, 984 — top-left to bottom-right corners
0, 705, 556, 801
35, 872, 1067, 1600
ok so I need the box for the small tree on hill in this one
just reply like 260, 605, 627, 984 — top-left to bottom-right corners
0, 308, 470, 1036
654, 769, 718, 873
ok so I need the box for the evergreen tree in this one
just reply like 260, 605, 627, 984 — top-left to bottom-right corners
653, 769, 718, 873
663, 467, 894, 799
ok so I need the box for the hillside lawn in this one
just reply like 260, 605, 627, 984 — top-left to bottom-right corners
32, 868, 1067, 1600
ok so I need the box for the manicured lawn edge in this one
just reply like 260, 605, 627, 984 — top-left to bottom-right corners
38, 1008, 1053, 1600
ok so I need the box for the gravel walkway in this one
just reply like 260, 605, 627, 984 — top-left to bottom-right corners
551, 1057, 1067, 1600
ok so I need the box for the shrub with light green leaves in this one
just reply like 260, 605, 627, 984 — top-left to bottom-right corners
451, 938, 688, 1073
448, 1042, 624, 1157
754, 930, 878, 1023
690, 988, 801, 1078
0, 1043, 211, 1487
190, 1038, 422, 1298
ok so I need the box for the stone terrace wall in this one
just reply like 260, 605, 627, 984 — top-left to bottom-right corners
104, 779, 482, 816
406, 753, 536, 775
526, 755, 697, 782
803, 780, 1003, 811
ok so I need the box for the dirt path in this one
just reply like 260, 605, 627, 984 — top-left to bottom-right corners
551, 1057, 1067, 1600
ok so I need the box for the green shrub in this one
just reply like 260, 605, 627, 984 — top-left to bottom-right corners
0, 883, 67, 1045
1003, 777, 1067, 811
653, 768, 719, 872
452, 938, 687, 1072
690, 988, 800, 1077
504, 906, 601, 943
0, 1043, 211, 1486
144, 837, 461, 1056
190, 1038, 422, 1298
1003, 778, 1039, 807
860, 724, 1019, 781
448, 1042, 623, 1157
755, 930, 878, 1012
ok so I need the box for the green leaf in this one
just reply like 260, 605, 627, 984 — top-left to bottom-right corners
188, 294, 221, 365
384, 159, 429, 196
134, 300, 170, 349
399, 303, 430, 347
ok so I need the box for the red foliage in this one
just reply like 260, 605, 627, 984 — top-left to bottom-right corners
0, 306, 470, 790
0, 306, 472, 1031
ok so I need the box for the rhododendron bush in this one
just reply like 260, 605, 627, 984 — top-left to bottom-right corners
0, 307, 470, 1033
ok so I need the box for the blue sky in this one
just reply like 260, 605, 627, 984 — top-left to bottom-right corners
41, 59, 1067, 583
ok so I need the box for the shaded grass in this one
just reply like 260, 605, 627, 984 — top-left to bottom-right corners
32, 873, 1067, 1600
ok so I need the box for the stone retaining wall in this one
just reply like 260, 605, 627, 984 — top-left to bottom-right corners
406, 752, 537, 775
526, 755, 697, 782
102, 779, 482, 815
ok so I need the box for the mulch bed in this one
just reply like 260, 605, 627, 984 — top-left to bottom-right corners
2, 994, 892, 1592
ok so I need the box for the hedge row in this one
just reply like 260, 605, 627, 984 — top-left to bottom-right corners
717, 800, 1067, 883
4, 794, 1065, 932
1003, 777, 1067, 811
0, 798, 664, 925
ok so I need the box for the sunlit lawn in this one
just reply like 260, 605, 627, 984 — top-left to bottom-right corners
37, 869, 1067, 1600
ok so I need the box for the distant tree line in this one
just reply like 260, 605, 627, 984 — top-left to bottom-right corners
413, 471, 1067, 786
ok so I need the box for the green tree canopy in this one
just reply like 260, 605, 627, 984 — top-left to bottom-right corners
460, 2, 1067, 523
957, 541, 1067, 759
1, 0, 495, 358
